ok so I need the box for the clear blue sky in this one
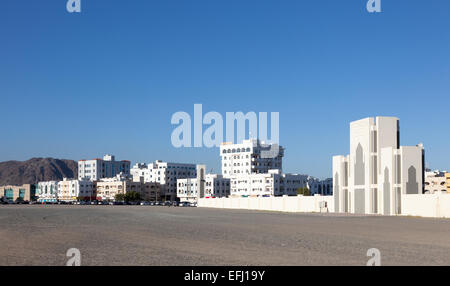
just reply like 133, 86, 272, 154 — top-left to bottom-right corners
1, 0, 449, 178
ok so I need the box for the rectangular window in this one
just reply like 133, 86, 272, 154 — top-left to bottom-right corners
372, 156, 378, 184
395, 155, 402, 184
371, 130, 378, 153
4, 189, 14, 200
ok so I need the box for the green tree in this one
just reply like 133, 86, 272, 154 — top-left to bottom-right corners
115, 193, 125, 202
296, 187, 311, 196
124, 191, 141, 202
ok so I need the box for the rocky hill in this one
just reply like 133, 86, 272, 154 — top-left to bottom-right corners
0, 158, 78, 186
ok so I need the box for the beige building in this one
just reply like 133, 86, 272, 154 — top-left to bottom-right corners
424, 170, 447, 194
58, 178, 95, 202
0, 184, 36, 202
446, 173, 450, 194
96, 174, 161, 202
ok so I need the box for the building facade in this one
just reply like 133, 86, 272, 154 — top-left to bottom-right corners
95, 174, 161, 202
78, 154, 130, 181
37, 181, 59, 203
177, 173, 230, 203
131, 160, 197, 201
333, 117, 425, 215
308, 177, 333, 196
57, 178, 95, 202
229, 170, 308, 197
447, 173, 450, 194
220, 139, 284, 178
130, 163, 151, 181
0, 184, 36, 202
424, 170, 447, 194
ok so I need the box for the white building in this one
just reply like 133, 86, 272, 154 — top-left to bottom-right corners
177, 174, 230, 203
229, 169, 308, 197
220, 139, 284, 178
307, 177, 333, 196
37, 181, 59, 203
57, 178, 95, 202
78, 154, 130, 181
333, 117, 425, 215
424, 170, 447, 194
130, 163, 151, 181
131, 160, 197, 201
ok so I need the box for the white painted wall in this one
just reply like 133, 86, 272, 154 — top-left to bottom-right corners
198, 195, 334, 213
401, 193, 450, 218
199, 193, 450, 219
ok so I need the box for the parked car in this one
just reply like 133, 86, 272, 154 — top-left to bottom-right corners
140, 201, 150, 206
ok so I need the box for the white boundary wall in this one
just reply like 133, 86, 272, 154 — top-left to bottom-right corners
199, 193, 450, 218
402, 193, 450, 218
198, 195, 335, 213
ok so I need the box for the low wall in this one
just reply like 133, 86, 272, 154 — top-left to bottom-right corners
402, 193, 450, 218
199, 193, 450, 218
198, 195, 334, 213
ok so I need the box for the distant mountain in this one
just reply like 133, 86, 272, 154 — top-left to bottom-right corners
0, 158, 78, 186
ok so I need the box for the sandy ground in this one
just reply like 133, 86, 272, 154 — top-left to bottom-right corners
1, 205, 450, 266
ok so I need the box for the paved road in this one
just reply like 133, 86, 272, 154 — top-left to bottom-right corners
1, 205, 450, 266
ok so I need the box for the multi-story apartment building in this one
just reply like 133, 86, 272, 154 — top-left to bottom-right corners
57, 178, 95, 202
446, 173, 450, 194
95, 174, 161, 202
424, 170, 447, 194
131, 160, 197, 201
177, 174, 230, 203
220, 139, 284, 178
130, 163, 151, 181
307, 177, 333, 196
78, 154, 130, 181
333, 117, 425, 215
37, 181, 59, 203
230, 169, 308, 197
0, 184, 37, 202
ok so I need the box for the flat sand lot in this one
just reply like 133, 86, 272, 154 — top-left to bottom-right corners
1, 205, 450, 265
